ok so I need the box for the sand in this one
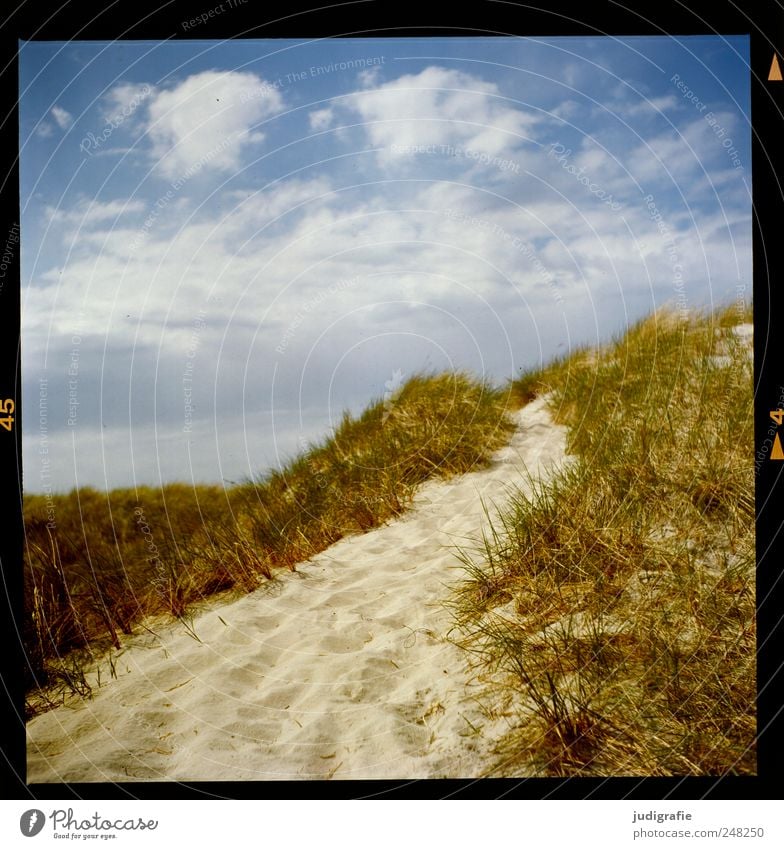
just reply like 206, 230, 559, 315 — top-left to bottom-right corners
26, 396, 569, 782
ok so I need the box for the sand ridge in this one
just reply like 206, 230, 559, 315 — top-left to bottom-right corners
26, 395, 569, 782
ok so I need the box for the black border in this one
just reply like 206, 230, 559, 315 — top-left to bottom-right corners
1, 0, 781, 801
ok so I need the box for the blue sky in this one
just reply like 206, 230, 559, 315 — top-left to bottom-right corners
20, 36, 751, 492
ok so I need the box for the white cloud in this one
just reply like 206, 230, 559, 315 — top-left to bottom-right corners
27, 158, 749, 377
146, 70, 285, 179
549, 100, 581, 121
309, 107, 334, 131
45, 198, 146, 226
222, 177, 334, 233
629, 94, 680, 115
561, 62, 580, 87
51, 105, 73, 129
100, 81, 153, 126
357, 66, 382, 88
624, 114, 737, 185
600, 93, 680, 122
35, 122, 54, 138
343, 65, 539, 163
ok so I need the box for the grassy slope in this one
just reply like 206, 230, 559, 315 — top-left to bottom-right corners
24, 372, 514, 709
25, 305, 757, 776
452, 305, 755, 776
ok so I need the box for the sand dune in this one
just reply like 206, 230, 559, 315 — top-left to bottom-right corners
27, 396, 569, 782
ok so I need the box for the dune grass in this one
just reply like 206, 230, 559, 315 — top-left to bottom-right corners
451, 304, 755, 776
23, 371, 514, 711
25, 304, 757, 776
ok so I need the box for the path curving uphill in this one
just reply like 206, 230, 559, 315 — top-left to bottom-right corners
27, 396, 569, 782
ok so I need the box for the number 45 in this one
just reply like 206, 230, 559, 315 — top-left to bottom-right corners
770, 409, 784, 425
0, 398, 14, 432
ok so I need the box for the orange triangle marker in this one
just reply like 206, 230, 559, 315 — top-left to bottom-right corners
772, 433, 784, 460
769, 54, 783, 81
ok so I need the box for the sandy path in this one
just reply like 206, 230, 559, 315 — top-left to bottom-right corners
27, 396, 568, 782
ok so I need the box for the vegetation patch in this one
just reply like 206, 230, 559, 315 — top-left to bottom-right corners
24, 372, 513, 712
452, 304, 755, 776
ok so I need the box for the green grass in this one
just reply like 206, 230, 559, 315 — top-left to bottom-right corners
452, 303, 755, 776
24, 371, 514, 711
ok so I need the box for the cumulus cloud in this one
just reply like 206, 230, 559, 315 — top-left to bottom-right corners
27, 159, 749, 380
357, 66, 383, 88
625, 113, 742, 186
51, 105, 73, 129
343, 65, 539, 163
309, 107, 334, 131
146, 70, 285, 179
622, 93, 680, 117
45, 198, 147, 226
222, 177, 334, 234
100, 81, 153, 126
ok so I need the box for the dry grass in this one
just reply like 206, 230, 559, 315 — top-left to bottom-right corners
23, 372, 513, 713
452, 303, 755, 776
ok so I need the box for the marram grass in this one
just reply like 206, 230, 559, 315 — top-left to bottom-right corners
24, 304, 757, 778
23, 371, 513, 711
451, 304, 755, 776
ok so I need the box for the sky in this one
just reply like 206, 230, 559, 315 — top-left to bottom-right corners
19, 35, 751, 493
